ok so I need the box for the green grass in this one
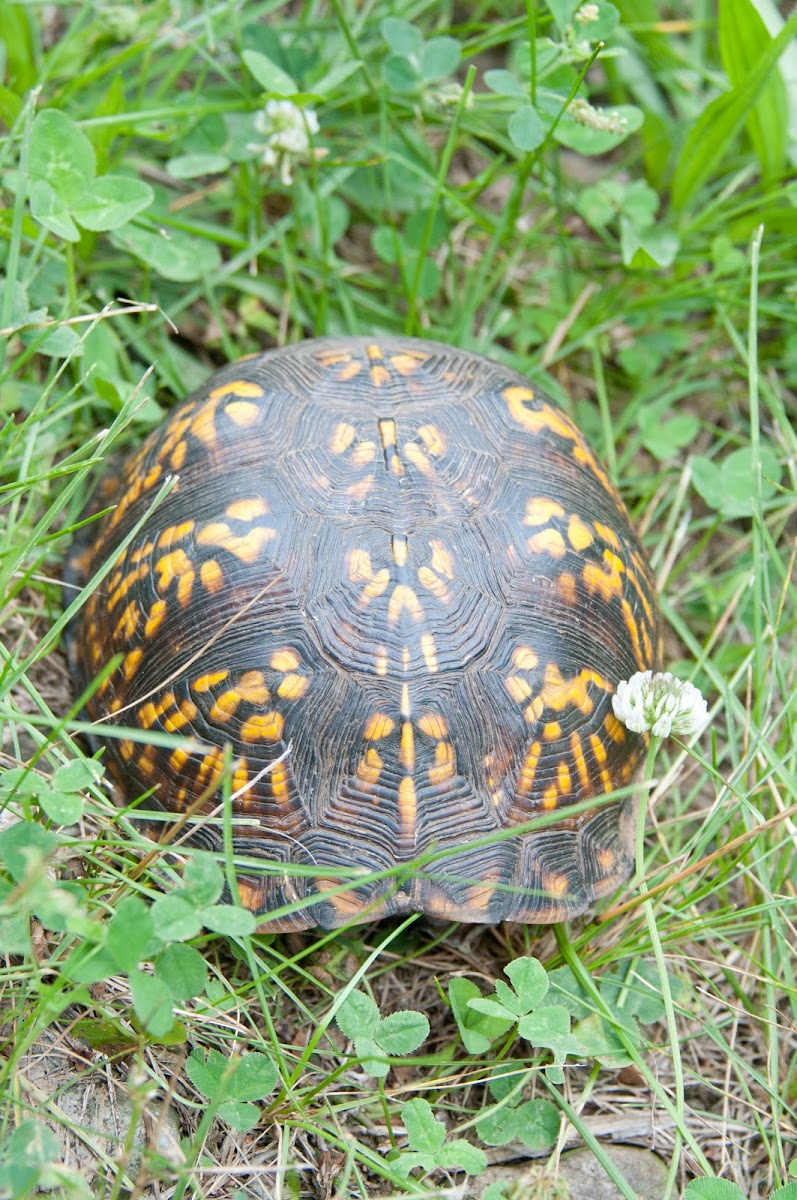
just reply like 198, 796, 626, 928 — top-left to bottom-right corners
1, 1, 796, 1197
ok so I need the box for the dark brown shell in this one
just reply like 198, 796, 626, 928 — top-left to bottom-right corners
64, 337, 661, 930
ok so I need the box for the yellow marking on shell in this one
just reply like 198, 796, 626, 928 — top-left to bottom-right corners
543, 871, 570, 896
572, 441, 615, 494
114, 599, 140, 640
403, 442, 432, 473
503, 385, 536, 425
108, 696, 122, 713
418, 423, 447, 456
224, 399, 260, 427
329, 422, 357, 454
378, 417, 402, 475
270, 761, 290, 802
557, 761, 572, 795
356, 747, 383, 785
196, 746, 225, 790
155, 549, 195, 607
347, 474, 375, 499
210, 690, 241, 722
366, 343, 384, 360
240, 712, 284, 743
506, 675, 533, 704
619, 599, 647, 672
517, 742, 542, 796
362, 570, 391, 604
513, 646, 538, 670
200, 559, 224, 594
169, 747, 190, 773
428, 741, 455, 785
209, 380, 264, 401
137, 693, 174, 730
387, 584, 424, 626
398, 775, 417, 835
401, 683, 411, 719
271, 648, 300, 672
144, 463, 161, 489
231, 762, 249, 799
197, 522, 275, 563
190, 404, 219, 448
524, 696, 545, 723
351, 440, 377, 465
171, 440, 187, 470
375, 645, 388, 676
237, 878, 263, 912
544, 721, 562, 741
594, 521, 621, 551
144, 599, 167, 638
122, 648, 143, 681
527, 529, 567, 558
349, 549, 373, 585
338, 359, 362, 381
315, 474, 330, 489
181, 699, 198, 720
237, 670, 270, 704
570, 732, 591, 790
163, 706, 191, 733
402, 646, 411, 672
157, 521, 195, 549
568, 515, 593, 551
558, 572, 578, 606
277, 673, 309, 700
392, 534, 408, 566
129, 541, 154, 566
418, 713, 448, 739
120, 739, 134, 762
429, 539, 454, 579
225, 497, 268, 521
539, 663, 611, 715
417, 566, 451, 603
136, 747, 156, 776
364, 713, 395, 740
524, 497, 565, 526
193, 670, 229, 692
390, 352, 424, 376
604, 713, 626, 743
467, 881, 498, 911
371, 364, 390, 387
399, 721, 416, 771
583, 555, 624, 602
597, 847, 616, 872
318, 350, 351, 365
542, 785, 560, 810
421, 632, 438, 673
109, 564, 147, 611
589, 733, 614, 793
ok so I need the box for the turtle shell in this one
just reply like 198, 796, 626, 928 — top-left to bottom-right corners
64, 337, 661, 930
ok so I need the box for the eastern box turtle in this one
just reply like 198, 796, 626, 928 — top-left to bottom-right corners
65, 337, 661, 931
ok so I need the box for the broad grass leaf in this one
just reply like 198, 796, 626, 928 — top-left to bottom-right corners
336, 990, 380, 1039
29, 109, 95, 195
130, 969, 175, 1038
546, 0, 580, 32
230, 1052, 279, 1102
182, 853, 225, 907
29, 179, 80, 242
401, 1098, 446, 1153
73, 176, 153, 231
37, 785, 84, 825
167, 153, 230, 179
684, 1180, 745, 1199
476, 1105, 520, 1146
554, 104, 643, 154
517, 1005, 572, 1059
449, 977, 513, 1052
381, 17, 423, 56
383, 55, 418, 92
185, 1047, 230, 1098
504, 956, 549, 1010
107, 896, 154, 972
113, 225, 221, 281
691, 445, 781, 518
151, 894, 204, 942
0, 820, 56, 882
217, 1099, 260, 1130
155, 943, 208, 1001
436, 1139, 488, 1174
507, 104, 546, 152
201, 903, 256, 936
484, 69, 525, 98
671, 8, 797, 209
772, 1186, 797, 1200
719, 0, 788, 181
515, 1098, 560, 1150
376, 1010, 430, 1055
242, 48, 297, 95
420, 36, 461, 82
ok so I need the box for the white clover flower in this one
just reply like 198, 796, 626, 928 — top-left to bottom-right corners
248, 100, 320, 186
575, 3, 600, 22
612, 671, 709, 739
569, 97, 628, 136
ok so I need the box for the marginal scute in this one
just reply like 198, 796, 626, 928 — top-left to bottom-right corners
64, 336, 661, 931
